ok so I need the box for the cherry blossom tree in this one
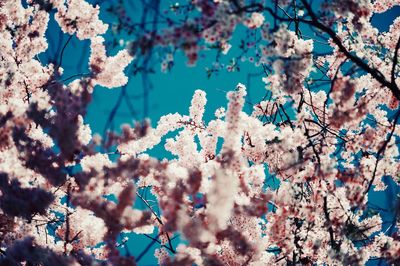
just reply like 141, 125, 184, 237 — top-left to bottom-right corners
1, 0, 400, 265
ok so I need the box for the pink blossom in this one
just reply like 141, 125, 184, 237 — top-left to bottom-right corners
53, 0, 108, 40
89, 36, 133, 88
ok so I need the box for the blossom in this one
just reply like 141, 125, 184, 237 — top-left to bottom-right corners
222, 83, 247, 152
76, 115, 92, 145
264, 26, 314, 94
80, 153, 112, 173
372, 0, 400, 13
214, 107, 225, 118
89, 36, 134, 88
245, 12, 265, 29
53, 0, 108, 40
189, 90, 207, 125
207, 168, 239, 232
221, 42, 232, 54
